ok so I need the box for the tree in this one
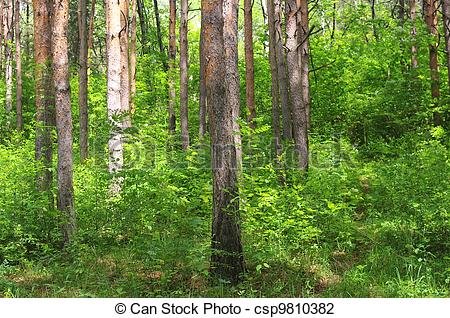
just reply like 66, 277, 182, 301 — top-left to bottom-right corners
244, 0, 256, 128
52, 0, 75, 245
78, 0, 89, 161
5, 0, 13, 119
120, 0, 131, 128
130, 0, 137, 110
153, 0, 166, 69
33, 0, 54, 197
223, 0, 242, 167
15, 0, 23, 131
180, 0, 190, 150
136, 0, 148, 54
202, 0, 244, 283
168, 0, 177, 134
442, 0, 450, 90
410, 0, 418, 70
198, 13, 207, 140
286, 0, 308, 170
299, 0, 311, 130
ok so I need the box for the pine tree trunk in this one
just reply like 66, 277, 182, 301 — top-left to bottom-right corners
88, 0, 97, 59
15, 0, 23, 131
78, 0, 89, 162
286, 0, 308, 171
442, 0, 450, 91
202, 0, 244, 283
244, 0, 256, 128
120, 0, 131, 128
168, 0, 177, 133
33, 0, 54, 197
223, 0, 242, 167
52, 0, 75, 245
180, 0, 190, 150
130, 0, 137, 111
198, 12, 207, 140
299, 0, 311, 130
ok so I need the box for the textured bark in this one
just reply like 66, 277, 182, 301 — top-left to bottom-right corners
202, 0, 244, 283
268, 0, 281, 156
0, 0, 3, 70
130, 0, 137, 110
244, 0, 256, 128
153, 0, 166, 69
299, 0, 311, 130
168, 0, 176, 133
52, 0, 75, 245
15, 0, 23, 131
137, 0, 148, 53
198, 12, 207, 140
5, 0, 13, 116
223, 0, 242, 167
78, 0, 89, 162
370, 0, 377, 40
180, 0, 190, 150
33, 0, 54, 195
87, 0, 96, 53
424, 0, 442, 125
107, 0, 124, 174
442, 0, 450, 90
410, 0, 418, 69
120, 0, 131, 128
274, 0, 292, 139
286, 0, 309, 170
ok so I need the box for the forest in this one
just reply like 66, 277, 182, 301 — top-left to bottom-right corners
0, 0, 449, 298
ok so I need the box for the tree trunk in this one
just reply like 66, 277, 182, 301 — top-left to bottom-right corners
15, 0, 23, 131
107, 0, 124, 175
168, 0, 177, 133
299, 0, 311, 130
88, 0, 97, 56
198, 12, 207, 140
137, 0, 148, 54
5, 0, 13, 118
424, 0, 442, 125
202, 0, 244, 283
370, 0, 377, 40
244, 0, 256, 128
153, 0, 166, 69
442, 0, 450, 91
120, 0, 131, 128
410, 0, 418, 69
223, 0, 242, 167
0, 0, 3, 71
78, 0, 89, 162
180, 0, 190, 150
130, 0, 137, 112
286, 0, 309, 171
399, 0, 405, 21
52, 0, 75, 245
33, 0, 54, 197
267, 0, 281, 156
274, 0, 292, 139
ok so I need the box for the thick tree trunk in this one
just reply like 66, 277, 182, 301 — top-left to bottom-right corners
130, 0, 137, 111
299, 0, 311, 130
198, 13, 207, 140
286, 0, 309, 170
223, 0, 242, 167
442, 0, 450, 91
268, 0, 281, 156
180, 0, 190, 150
78, 0, 89, 162
202, 0, 244, 283
5, 0, 13, 118
410, 0, 418, 69
107, 0, 124, 175
168, 0, 177, 133
244, 0, 256, 128
425, 0, 442, 125
52, 0, 75, 245
120, 0, 131, 128
33, 0, 54, 196
15, 0, 23, 131
153, 0, 166, 69
274, 0, 292, 139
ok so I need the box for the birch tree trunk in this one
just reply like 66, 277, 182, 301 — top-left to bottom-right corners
130, 0, 137, 111
15, 0, 23, 131
202, 0, 244, 283
120, 0, 131, 128
78, 0, 89, 162
52, 0, 75, 245
5, 0, 13, 118
180, 0, 190, 150
168, 0, 176, 133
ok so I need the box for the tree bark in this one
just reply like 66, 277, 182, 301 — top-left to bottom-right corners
153, 0, 166, 69
33, 0, 54, 196
274, 0, 292, 139
136, 0, 148, 54
299, 0, 311, 130
180, 0, 190, 150
202, 0, 244, 283
5, 0, 13, 118
399, 0, 405, 21
15, 0, 23, 131
198, 11, 207, 140
223, 0, 242, 167
130, 0, 137, 111
52, 0, 75, 245
168, 0, 177, 133
0, 0, 3, 71
120, 0, 131, 128
78, 0, 89, 162
410, 0, 418, 69
286, 0, 309, 170
244, 0, 256, 128
442, 0, 450, 91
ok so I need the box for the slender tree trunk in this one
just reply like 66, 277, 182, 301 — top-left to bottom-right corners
202, 0, 244, 283
244, 0, 256, 128
52, 0, 75, 245
168, 0, 176, 133
0, 0, 4, 72
106, 0, 124, 176
130, 0, 137, 108
268, 0, 281, 156
180, 0, 190, 150
442, 0, 450, 91
410, 0, 418, 69
120, 0, 131, 128
370, 0, 377, 40
78, 0, 89, 162
5, 0, 13, 118
88, 0, 96, 55
198, 12, 207, 140
137, 0, 148, 54
153, 0, 166, 69
33, 0, 54, 197
425, 0, 442, 125
286, 0, 308, 170
299, 0, 311, 130
15, 0, 22, 131
223, 0, 242, 167
274, 0, 292, 139
399, 0, 405, 21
